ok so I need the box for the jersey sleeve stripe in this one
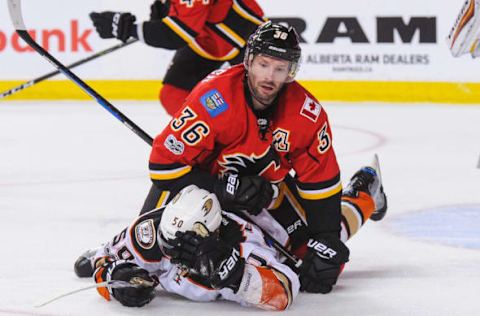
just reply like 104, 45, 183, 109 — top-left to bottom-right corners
296, 173, 341, 190
232, 0, 266, 25
155, 190, 171, 208
214, 23, 247, 48
150, 165, 192, 180
162, 17, 197, 42
296, 180, 343, 200
164, 13, 241, 61
189, 42, 240, 61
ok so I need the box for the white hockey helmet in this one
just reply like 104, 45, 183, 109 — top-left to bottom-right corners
159, 185, 223, 241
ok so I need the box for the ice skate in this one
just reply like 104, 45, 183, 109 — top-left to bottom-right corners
343, 154, 387, 221
73, 247, 99, 278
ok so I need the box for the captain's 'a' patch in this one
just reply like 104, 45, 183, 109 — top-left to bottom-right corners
200, 89, 229, 117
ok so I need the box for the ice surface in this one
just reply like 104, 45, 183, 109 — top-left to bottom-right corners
0, 101, 479, 315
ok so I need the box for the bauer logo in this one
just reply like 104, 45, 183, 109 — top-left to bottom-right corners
135, 219, 156, 250
200, 89, 228, 118
307, 239, 337, 259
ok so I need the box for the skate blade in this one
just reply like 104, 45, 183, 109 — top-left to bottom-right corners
371, 153, 383, 186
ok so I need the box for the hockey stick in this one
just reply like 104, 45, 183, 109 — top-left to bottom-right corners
35, 279, 157, 307
0, 39, 138, 99
237, 210, 302, 270
8, 0, 301, 269
7, 0, 153, 146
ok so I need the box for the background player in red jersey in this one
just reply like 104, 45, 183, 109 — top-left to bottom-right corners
89, 0, 266, 115
76, 21, 388, 295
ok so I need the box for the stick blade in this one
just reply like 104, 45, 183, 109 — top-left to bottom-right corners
8, 0, 27, 30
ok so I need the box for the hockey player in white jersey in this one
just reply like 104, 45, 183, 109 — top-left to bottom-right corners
90, 185, 299, 310
448, 0, 480, 58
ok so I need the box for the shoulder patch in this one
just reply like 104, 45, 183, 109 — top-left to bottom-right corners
200, 89, 229, 118
135, 219, 156, 250
164, 134, 185, 155
300, 96, 322, 123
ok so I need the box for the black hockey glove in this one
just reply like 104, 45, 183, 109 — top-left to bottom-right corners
94, 259, 158, 307
89, 11, 136, 42
150, 0, 170, 20
165, 231, 245, 291
164, 231, 222, 275
299, 235, 350, 294
213, 174, 274, 216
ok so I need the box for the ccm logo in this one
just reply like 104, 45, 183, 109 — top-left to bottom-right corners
307, 240, 337, 259
218, 248, 240, 280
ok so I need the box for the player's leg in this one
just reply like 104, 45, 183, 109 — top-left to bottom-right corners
340, 155, 387, 241
160, 46, 224, 115
268, 156, 387, 258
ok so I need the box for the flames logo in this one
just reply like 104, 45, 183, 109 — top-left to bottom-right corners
218, 146, 281, 177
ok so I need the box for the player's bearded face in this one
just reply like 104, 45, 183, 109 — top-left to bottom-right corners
247, 54, 290, 109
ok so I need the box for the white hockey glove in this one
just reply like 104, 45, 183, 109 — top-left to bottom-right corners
447, 0, 480, 58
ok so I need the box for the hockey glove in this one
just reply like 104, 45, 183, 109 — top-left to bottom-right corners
165, 231, 245, 291
299, 235, 349, 294
164, 231, 221, 275
150, 0, 170, 20
94, 259, 158, 307
213, 174, 274, 215
90, 12, 136, 43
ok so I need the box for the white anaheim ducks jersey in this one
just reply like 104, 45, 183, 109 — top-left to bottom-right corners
92, 208, 299, 310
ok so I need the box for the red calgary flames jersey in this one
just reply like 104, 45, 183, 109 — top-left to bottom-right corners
149, 64, 342, 206
162, 0, 265, 60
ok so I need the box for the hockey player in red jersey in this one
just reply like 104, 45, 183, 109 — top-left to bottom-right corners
89, 0, 266, 115
75, 21, 388, 295
139, 21, 388, 294
91, 185, 298, 310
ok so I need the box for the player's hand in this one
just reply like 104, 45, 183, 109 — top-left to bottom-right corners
214, 174, 274, 215
299, 235, 349, 294
94, 260, 158, 307
165, 231, 244, 291
164, 231, 220, 275
89, 11, 136, 42
164, 231, 228, 277
150, 0, 170, 20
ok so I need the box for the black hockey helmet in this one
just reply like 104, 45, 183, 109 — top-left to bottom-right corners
244, 21, 301, 82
